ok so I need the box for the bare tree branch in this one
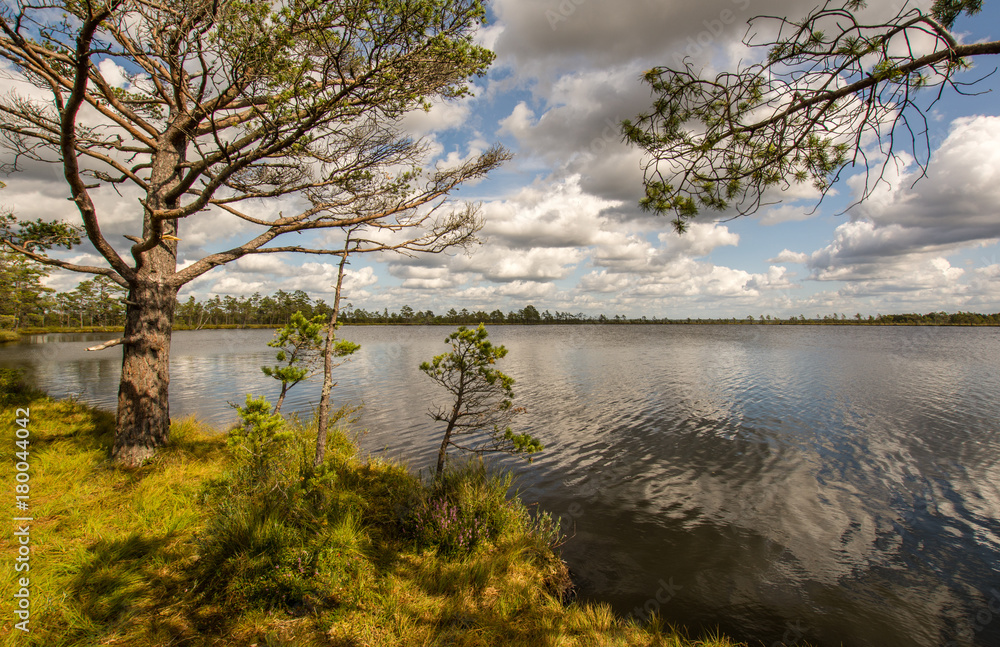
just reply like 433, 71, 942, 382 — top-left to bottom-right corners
1, 239, 129, 286
87, 336, 138, 351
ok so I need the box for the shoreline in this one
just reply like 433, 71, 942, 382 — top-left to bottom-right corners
6, 319, 998, 338
0, 380, 754, 647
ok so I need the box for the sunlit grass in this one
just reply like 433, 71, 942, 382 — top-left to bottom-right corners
0, 382, 748, 647
0, 384, 228, 646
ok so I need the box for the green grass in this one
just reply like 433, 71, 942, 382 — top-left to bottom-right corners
0, 383, 748, 647
0, 330, 19, 343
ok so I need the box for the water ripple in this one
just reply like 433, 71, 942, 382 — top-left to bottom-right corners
3, 324, 1000, 647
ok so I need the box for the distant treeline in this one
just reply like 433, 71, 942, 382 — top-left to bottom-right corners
3, 272, 998, 330
174, 296, 999, 327
873, 312, 1000, 325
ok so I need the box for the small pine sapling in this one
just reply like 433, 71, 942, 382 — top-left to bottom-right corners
420, 324, 542, 478
262, 311, 360, 413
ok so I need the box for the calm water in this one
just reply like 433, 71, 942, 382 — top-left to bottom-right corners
3, 325, 1000, 647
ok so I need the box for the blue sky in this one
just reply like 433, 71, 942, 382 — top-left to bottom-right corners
11, 0, 1000, 318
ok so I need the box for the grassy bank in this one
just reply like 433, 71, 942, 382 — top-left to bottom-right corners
0, 330, 19, 343
0, 378, 744, 647
12, 325, 124, 335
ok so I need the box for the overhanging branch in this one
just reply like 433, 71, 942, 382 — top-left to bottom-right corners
625, 0, 1000, 229
1, 240, 129, 287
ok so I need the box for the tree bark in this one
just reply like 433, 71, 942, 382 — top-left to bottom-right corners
436, 420, 456, 478
274, 385, 289, 414
436, 391, 464, 478
112, 280, 177, 467
112, 125, 184, 467
313, 312, 339, 468
314, 234, 353, 467
314, 254, 349, 467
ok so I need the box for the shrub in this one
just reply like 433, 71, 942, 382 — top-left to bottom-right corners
411, 496, 488, 555
407, 459, 562, 558
0, 366, 29, 404
195, 396, 371, 612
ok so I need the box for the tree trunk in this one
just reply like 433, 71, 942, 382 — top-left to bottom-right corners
436, 418, 458, 478
109, 124, 185, 467
113, 281, 177, 467
314, 235, 352, 468
313, 312, 339, 468
436, 386, 464, 478
274, 384, 289, 414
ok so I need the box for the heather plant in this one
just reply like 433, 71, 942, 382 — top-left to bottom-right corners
407, 459, 561, 558
412, 496, 488, 555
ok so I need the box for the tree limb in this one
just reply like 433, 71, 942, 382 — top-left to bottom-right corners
87, 336, 136, 351
1, 240, 129, 287
624, 0, 1000, 229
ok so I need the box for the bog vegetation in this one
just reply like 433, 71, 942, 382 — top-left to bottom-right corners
0, 369, 745, 647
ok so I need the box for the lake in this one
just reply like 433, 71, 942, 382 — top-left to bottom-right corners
3, 324, 999, 646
